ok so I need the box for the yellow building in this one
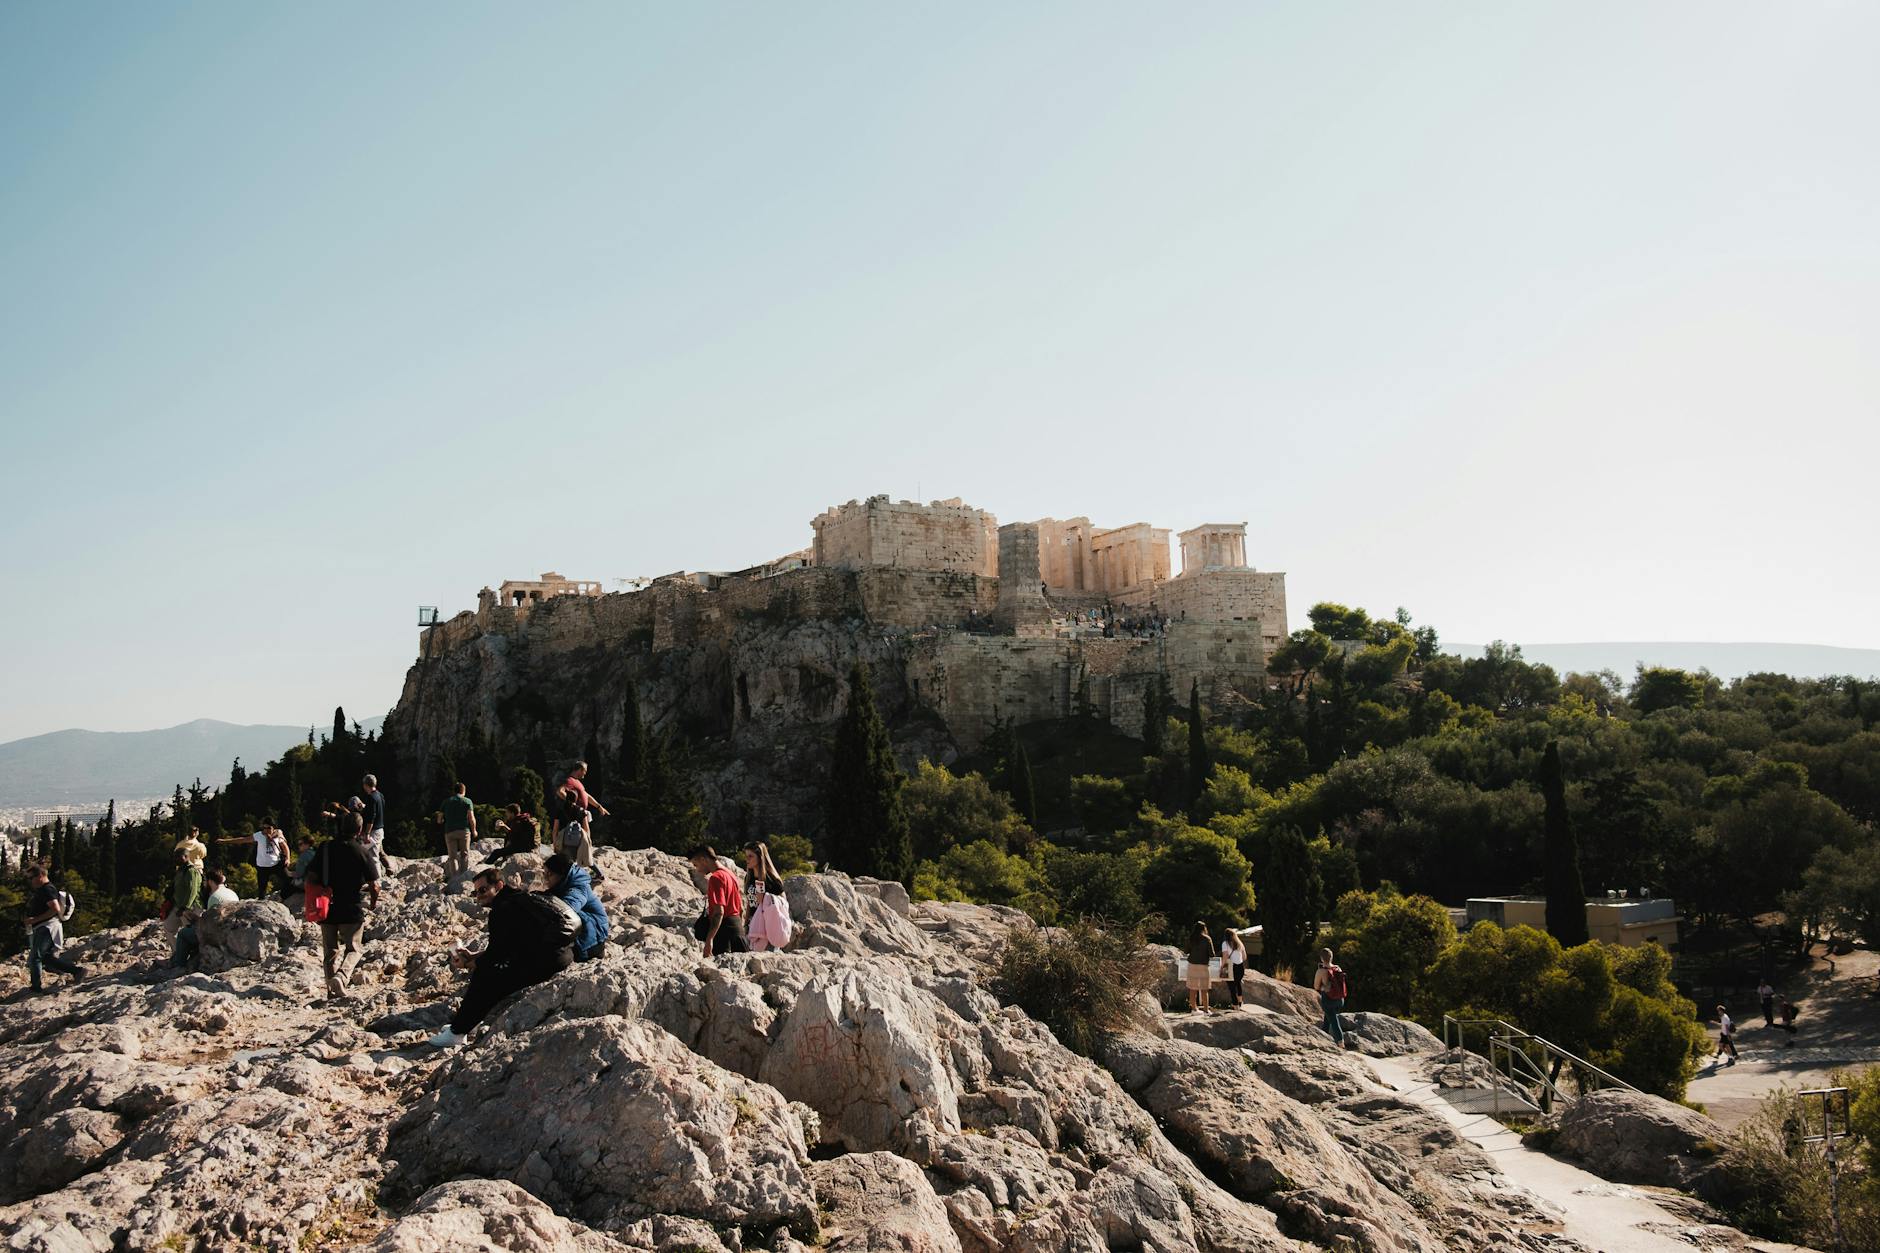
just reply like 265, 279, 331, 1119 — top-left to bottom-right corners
1465, 895, 1681, 950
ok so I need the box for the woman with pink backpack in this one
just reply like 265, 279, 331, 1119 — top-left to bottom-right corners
742, 841, 795, 952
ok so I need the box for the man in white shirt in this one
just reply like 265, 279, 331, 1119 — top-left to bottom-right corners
204, 868, 239, 908
218, 820, 293, 899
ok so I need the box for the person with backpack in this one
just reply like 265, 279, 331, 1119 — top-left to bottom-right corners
1185, 921, 1215, 1013
302, 826, 381, 1001
743, 841, 794, 952
1220, 926, 1248, 1008
428, 867, 578, 1048
553, 762, 609, 879
688, 845, 747, 958
22, 863, 85, 992
1313, 947, 1349, 1046
543, 853, 610, 961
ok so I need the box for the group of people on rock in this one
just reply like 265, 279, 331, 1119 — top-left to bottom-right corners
20, 758, 801, 1048
1183, 920, 1354, 1047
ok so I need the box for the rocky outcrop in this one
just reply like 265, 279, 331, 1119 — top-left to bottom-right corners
1547, 1088, 1729, 1190
195, 898, 302, 972
0, 840, 1760, 1253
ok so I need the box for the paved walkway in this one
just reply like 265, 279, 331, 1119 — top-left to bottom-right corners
1686, 1042, 1880, 1130
1369, 1054, 1753, 1253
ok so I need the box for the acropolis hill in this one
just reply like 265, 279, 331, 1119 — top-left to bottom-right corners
387, 496, 1287, 834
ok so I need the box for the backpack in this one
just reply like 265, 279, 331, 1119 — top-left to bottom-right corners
56, 889, 77, 922
520, 890, 582, 948
1324, 964, 1349, 1001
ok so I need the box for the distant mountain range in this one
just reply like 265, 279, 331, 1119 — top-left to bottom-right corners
1449, 642, 1880, 682
0, 717, 385, 809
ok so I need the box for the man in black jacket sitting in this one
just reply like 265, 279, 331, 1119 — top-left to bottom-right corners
428, 867, 575, 1048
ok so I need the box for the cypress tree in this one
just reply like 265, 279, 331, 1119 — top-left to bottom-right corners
332, 706, 349, 751
285, 762, 305, 842
1186, 679, 1211, 809
1541, 741, 1590, 946
1142, 674, 1167, 757
1255, 824, 1321, 974
171, 785, 190, 844
616, 688, 651, 845
100, 800, 118, 897
1010, 740, 1038, 827
824, 662, 913, 885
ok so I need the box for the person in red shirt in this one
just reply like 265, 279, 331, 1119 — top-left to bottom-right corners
687, 845, 748, 958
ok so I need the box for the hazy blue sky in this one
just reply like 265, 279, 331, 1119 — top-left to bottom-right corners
3, 4, 1875, 742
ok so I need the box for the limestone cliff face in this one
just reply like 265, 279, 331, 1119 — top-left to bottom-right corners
385, 610, 952, 838
385, 567, 1268, 837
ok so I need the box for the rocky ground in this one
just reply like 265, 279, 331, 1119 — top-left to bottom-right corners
0, 844, 1762, 1252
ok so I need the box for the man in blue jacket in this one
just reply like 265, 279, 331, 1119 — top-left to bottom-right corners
542, 853, 610, 961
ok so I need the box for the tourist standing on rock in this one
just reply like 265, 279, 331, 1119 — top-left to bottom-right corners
1714, 1006, 1738, 1064
176, 829, 208, 869
440, 782, 477, 876
743, 841, 794, 952
543, 853, 609, 961
1757, 980, 1776, 1028
1313, 947, 1348, 1046
163, 847, 203, 944
1220, 927, 1247, 1008
1185, 922, 1214, 1014
688, 846, 747, 958
361, 774, 388, 875
489, 803, 539, 864
22, 863, 85, 991
303, 826, 381, 1001
216, 820, 293, 899
428, 867, 577, 1048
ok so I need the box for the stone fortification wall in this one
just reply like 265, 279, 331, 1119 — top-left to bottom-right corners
811, 496, 997, 576
857, 569, 997, 629
1145, 569, 1289, 647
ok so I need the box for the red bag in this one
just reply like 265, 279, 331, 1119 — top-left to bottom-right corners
158, 898, 173, 921
303, 844, 332, 923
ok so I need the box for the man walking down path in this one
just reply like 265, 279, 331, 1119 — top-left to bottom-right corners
1758, 980, 1776, 1028
440, 783, 476, 876
361, 774, 388, 876
22, 864, 85, 992
217, 821, 294, 898
688, 846, 747, 958
304, 831, 381, 1001
428, 867, 576, 1048
1714, 1006, 1739, 1065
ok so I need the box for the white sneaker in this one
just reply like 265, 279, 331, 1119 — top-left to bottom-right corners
427, 1027, 464, 1049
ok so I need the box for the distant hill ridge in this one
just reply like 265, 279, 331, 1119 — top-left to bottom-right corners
1448, 642, 1880, 682
0, 716, 385, 809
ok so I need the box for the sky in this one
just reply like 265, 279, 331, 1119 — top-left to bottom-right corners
2, 3, 1876, 743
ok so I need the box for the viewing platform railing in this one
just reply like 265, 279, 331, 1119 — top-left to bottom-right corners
1441, 1015, 1636, 1116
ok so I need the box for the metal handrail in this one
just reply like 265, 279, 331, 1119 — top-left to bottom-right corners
1440, 1014, 1637, 1117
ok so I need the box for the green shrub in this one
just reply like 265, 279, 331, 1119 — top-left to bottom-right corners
995, 919, 1163, 1057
